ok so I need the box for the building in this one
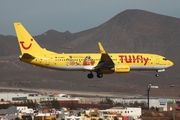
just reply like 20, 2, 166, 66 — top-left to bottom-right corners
99, 107, 141, 120
113, 98, 170, 111
65, 115, 81, 120
34, 113, 56, 120
0, 92, 39, 102
0, 106, 34, 120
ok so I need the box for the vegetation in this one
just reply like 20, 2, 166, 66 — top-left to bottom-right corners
114, 117, 118, 120
100, 97, 146, 108
15, 117, 21, 120
68, 102, 77, 110
100, 97, 114, 106
0, 99, 38, 109
0, 103, 11, 109
51, 100, 61, 110
40, 100, 61, 110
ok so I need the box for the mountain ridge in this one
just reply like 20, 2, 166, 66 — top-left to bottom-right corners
0, 9, 179, 97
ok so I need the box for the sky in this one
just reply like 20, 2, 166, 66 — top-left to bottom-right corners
1, 0, 180, 36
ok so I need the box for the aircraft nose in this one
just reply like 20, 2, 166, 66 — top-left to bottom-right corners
169, 60, 174, 67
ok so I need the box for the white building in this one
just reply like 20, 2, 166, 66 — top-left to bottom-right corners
65, 115, 81, 120
99, 107, 141, 120
113, 98, 169, 111
39, 93, 80, 102
0, 92, 39, 102
18, 106, 34, 115
0, 92, 80, 103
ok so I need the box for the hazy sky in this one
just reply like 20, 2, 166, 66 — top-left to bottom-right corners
1, 0, 180, 36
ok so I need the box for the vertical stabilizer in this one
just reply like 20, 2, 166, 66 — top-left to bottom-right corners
14, 22, 43, 55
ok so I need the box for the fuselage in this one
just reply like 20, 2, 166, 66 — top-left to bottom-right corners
20, 53, 173, 73
14, 22, 174, 78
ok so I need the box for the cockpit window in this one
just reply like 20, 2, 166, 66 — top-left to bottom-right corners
163, 58, 167, 61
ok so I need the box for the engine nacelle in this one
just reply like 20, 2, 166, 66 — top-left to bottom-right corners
114, 65, 130, 73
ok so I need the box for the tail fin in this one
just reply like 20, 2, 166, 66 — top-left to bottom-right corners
14, 22, 43, 55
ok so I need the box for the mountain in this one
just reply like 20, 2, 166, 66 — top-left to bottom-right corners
0, 9, 180, 97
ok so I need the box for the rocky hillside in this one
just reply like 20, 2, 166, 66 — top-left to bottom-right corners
0, 9, 179, 97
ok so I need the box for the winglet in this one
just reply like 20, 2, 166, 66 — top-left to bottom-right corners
98, 42, 106, 54
95, 42, 114, 71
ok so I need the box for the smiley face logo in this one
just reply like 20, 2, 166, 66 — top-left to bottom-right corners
20, 39, 33, 50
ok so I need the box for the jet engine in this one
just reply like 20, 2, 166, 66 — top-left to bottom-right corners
113, 65, 130, 73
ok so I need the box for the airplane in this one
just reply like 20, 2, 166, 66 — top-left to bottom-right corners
14, 22, 174, 79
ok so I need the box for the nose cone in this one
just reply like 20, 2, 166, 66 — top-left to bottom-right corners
169, 60, 174, 67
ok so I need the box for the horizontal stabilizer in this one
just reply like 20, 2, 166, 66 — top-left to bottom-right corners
21, 53, 35, 59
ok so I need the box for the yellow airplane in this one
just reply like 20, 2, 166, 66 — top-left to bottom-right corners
14, 22, 173, 78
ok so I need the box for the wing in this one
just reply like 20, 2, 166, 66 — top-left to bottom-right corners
94, 42, 114, 72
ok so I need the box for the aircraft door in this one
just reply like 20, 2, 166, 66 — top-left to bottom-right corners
45, 58, 50, 65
